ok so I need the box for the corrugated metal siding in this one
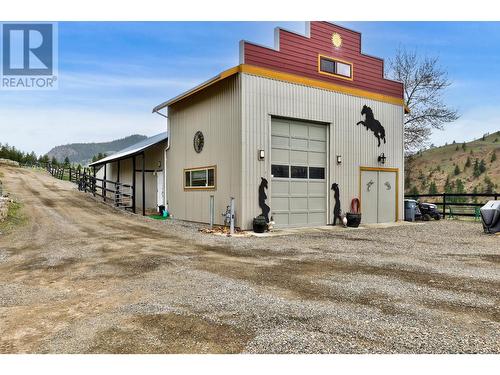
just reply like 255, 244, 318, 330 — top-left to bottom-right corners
243, 21, 403, 99
241, 73, 404, 229
166, 75, 242, 226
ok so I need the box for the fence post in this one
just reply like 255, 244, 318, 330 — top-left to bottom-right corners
442, 193, 447, 219
69, 167, 72, 182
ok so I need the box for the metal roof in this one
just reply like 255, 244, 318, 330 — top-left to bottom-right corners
88, 132, 168, 166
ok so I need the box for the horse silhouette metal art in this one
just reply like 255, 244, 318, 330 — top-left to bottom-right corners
356, 105, 386, 147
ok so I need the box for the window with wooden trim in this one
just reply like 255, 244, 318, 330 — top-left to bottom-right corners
319, 55, 352, 79
184, 166, 216, 189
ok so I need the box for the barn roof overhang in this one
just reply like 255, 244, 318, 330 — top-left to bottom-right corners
88, 132, 168, 167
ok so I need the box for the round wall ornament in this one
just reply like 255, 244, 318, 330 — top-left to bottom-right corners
331, 32, 342, 48
193, 131, 204, 153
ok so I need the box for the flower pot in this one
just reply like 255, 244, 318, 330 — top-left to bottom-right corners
346, 213, 361, 228
253, 215, 268, 233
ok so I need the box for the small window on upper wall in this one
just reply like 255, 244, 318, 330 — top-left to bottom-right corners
319, 55, 353, 79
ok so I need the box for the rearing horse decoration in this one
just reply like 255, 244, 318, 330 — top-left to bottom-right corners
356, 105, 386, 147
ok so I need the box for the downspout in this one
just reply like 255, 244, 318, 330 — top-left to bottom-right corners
153, 107, 170, 211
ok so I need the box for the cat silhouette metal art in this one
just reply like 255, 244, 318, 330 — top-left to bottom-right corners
357, 105, 386, 147
258, 177, 270, 223
331, 183, 341, 226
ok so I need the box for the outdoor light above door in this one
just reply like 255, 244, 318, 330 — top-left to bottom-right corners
258, 149, 265, 160
378, 153, 386, 164
336, 155, 342, 164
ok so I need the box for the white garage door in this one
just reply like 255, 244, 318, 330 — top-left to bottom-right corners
360, 169, 397, 224
270, 118, 327, 227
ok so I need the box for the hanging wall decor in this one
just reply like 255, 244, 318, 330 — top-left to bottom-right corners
258, 177, 270, 223
331, 183, 342, 225
356, 105, 386, 147
193, 131, 204, 153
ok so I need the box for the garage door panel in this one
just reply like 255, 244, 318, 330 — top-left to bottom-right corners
308, 212, 326, 225
309, 140, 326, 152
271, 148, 289, 164
290, 181, 308, 195
309, 125, 326, 140
271, 135, 289, 148
290, 123, 308, 138
272, 197, 289, 211
271, 180, 289, 195
273, 213, 289, 225
309, 197, 326, 210
290, 150, 308, 164
290, 197, 308, 210
272, 121, 290, 136
290, 138, 308, 150
308, 152, 326, 166
290, 212, 308, 226
308, 181, 326, 195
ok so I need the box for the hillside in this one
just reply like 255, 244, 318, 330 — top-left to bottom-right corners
46, 134, 147, 165
405, 131, 500, 195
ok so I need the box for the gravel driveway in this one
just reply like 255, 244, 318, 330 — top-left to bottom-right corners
0, 166, 498, 353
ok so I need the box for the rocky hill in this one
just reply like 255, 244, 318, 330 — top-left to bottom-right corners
46, 134, 147, 165
405, 131, 500, 195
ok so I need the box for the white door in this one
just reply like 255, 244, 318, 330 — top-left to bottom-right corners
360, 170, 379, 224
271, 118, 327, 227
156, 171, 164, 207
360, 169, 397, 224
378, 171, 396, 223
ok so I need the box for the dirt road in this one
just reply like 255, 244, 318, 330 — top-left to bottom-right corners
0, 166, 499, 353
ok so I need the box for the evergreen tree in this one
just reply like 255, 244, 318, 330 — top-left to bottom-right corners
428, 181, 438, 195
484, 176, 494, 194
63, 156, 70, 166
491, 151, 497, 163
455, 145, 459, 151
51, 156, 58, 166
473, 159, 481, 177
461, 142, 466, 151
454, 165, 460, 175
409, 186, 419, 196
479, 159, 486, 174
465, 156, 471, 168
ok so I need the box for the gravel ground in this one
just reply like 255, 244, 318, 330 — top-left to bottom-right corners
0, 166, 498, 353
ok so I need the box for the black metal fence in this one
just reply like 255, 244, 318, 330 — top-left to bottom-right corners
404, 193, 499, 219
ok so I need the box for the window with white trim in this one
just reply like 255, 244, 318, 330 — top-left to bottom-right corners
319, 56, 352, 79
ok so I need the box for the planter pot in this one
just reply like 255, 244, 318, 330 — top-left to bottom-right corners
346, 213, 361, 228
253, 216, 268, 233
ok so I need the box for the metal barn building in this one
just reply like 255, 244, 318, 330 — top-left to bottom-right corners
153, 21, 405, 229
90, 133, 168, 215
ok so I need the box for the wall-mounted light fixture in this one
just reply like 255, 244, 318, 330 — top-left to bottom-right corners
378, 153, 386, 164
336, 155, 342, 164
258, 149, 265, 161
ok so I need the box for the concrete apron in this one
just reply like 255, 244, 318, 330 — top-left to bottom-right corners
223, 221, 422, 238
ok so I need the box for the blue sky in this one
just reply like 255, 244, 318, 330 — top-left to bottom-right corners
1, 21, 500, 155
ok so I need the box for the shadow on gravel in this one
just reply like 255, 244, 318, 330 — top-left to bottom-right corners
87, 313, 254, 353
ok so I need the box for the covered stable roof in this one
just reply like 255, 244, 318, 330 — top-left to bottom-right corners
88, 132, 168, 167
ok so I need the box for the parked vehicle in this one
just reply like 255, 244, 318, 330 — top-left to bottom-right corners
416, 201, 441, 221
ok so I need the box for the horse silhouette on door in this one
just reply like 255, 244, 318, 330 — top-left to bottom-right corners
357, 105, 386, 147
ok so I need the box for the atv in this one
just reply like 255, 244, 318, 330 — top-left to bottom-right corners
416, 201, 441, 221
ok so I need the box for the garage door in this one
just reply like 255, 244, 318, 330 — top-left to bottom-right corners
270, 118, 327, 227
360, 169, 397, 223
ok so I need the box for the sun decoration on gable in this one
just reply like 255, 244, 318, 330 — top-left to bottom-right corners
331, 32, 342, 48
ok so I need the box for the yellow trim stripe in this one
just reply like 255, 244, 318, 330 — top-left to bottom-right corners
164, 64, 406, 110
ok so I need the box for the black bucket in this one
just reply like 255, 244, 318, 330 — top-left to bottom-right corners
346, 213, 361, 228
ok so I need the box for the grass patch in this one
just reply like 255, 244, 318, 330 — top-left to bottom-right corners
0, 200, 27, 234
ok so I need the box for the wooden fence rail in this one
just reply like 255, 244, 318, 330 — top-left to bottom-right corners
404, 193, 498, 219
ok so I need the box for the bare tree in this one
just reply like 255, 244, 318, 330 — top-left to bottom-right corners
387, 48, 459, 153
